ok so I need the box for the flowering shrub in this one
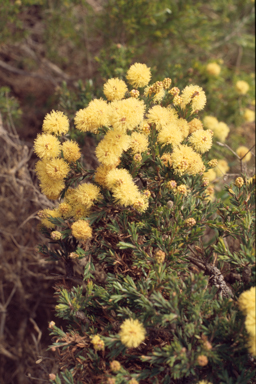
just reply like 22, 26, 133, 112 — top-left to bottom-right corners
34, 64, 255, 384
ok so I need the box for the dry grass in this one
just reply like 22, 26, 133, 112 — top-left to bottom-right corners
0, 114, 60, 384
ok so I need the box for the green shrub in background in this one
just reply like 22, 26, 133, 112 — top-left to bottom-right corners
34, 63, 255, 383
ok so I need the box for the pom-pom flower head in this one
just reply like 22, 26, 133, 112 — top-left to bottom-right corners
203, 116, 218, 130
91, 335, 105, 351
75, 183, 101, 208
103, 78, 128, 101
244, 108, 255, 122
158, 123, 183, 146
45, 158, 70, 180
236, 146, 252, 162
42, 110, 69, 135
188, 118, 203, 134
110, 98, 145, 133
181, 85, 207, 112
236, 80, 250, 95
170, 145, 205, 176
62, 140, 81, 163
71, 220, 92, 241
126, 63, 151, 88
130, 132, 149, 154
206, 63, 221, 76
34, 133, 61, 160
189, 129, 213, 154
119, 318, 146, 348
74, 99, 110, 134
213, 122, 230, 143
238, 286, 255, 314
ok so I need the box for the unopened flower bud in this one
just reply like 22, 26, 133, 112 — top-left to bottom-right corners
91, 335, 105, 351
143, 190, 151, 198
141, 122, 150, 134
177, 185, 187, 195
169, 87, 180, 96
185, 218, 196, 227
235, 177, 244, 188
197, 355, 208, 366
107, 379, 116, 384
203, 341, 212, 350
163, 78, 172, 89
110, 360, 121, 372
133, 153, 142, 162
167, 200, 174, 209
49, 373, 56, 381
50, 231, 62, 240
130, 89, 140, 98
49, 321, 55, 329
154, 250, 166, 263
202, 177, 209, 187
208, 159, 218, 168
167, 180, 177, 190
69, 252, 79, 259
173, 95, 182, 106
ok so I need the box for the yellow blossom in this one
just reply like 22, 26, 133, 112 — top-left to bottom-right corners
162, 78, 172, 89
177, 184, 188, 195
62, 140, 81, 163
185, 218, 196, 227
110, 361, 121, 372
157, 123, 183, 146
130, 89, 140, 98
129, 379, 139, 384
238, 287, 255, 315
75, 183, 101, 208
95, 129, 130, 165
205, 185, 215, 201
215, 160, 229, 177
130, 132, 149, 154
244, 108, 255, 122
236, 146, 252, 162
40, 179, 65, 200
154, 250, 165, 263
126, 63, 151, 88
203, 116, 218, 130
106, 168, 141, 206
133, 196, 149, 213
58, 202, 72, 218
245, 309, 256, 337
189, 129, 213, 154
39, 209, 61, 229
197, 355, 208, 366
119, 318, 146, 348
208, 159, 218, 168
235, 177, 244, 188
103, 78, 128, 101
50, 231, 62, 240
167, 180, 177, 189
91, 335, 105, 351
139, 121, 151, 135
213, 122, 230, 143
170, 145, 205, 176
173, 95, 182, 106
189, 118, 203, 134
34, 133, 61, 160
42, 110, 69, 135
71, 220, 92, 241
206, 62, 221, 76
45, 158, 70, 180
147, 105, 173, 131
236, 80, 250, 95
181, 85, 207, 112
94, 164, 116, 188
169, 87, 180, 96
74, 99, 110, 134
204, 169, 217, 182
177, 118, 190, 139
133, 153, 142, 162
110, 98, 145, 133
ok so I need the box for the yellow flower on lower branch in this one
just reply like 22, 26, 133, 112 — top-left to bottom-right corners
71, 220, 92, 241
91, 335, 104, 351
62, 140, 81, 163
119, 319, 146, 348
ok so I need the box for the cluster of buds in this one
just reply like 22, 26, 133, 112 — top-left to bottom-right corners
91, 335, 105, 351
50, 231, 62, 240
176, 184, 188, 196
130, 89, 140, 98
162, 77, 172, 89
168, 87, 180, 96
148, 81, 163, 95
208, 159, 218, 168
167, 180, 177, 190
235, 177, 244, 188
154, 250, 166, 263
185, 218, 196, 227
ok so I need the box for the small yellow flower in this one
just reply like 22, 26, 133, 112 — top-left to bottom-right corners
181, 84, 207, 112
197, 355, 208, 366
62, 140, 81, 163
189, 129, 213, 154
213, 122, 230, 143
154, 250, 166, 263
177, 184, 187, 195
42, 110, 69, 135
185, 218, 196, 227
34, 133, 61, 160
110, 361, 121, 372
238, 287, 255, 315
167, 180, 177, 189
244, 108, 255, 122
173, 95, 182, 106
162, 78, 172, 89
133, 153, 142, 162
103, 78, 128, 101
50, 231, 62, 240
48, 321, 55, 329
206, 62, 221, 76
119, 318, 146, 348
215, 159, 229, 177
236, 80, 250, 95
235, 177, 244, 188
169, 87, 180, 96
45, 158, 70, 180
236, 146, 252, 162
91, 335, 105, 351
71, 220, 92, 241
161, 153, 172, 167
245, 309, 256, 337
203, 116, 218, 130
133, 196, 149, 213
247, 335, 256, 356
208, 159, 218, 168
188, 118, 203, 134
126, 63, 151, 88
128, 379, 139, 384
157, 123, 183, 146
130, 89, 140, 98
130, 132, 149, 154
58, 202, 72, 218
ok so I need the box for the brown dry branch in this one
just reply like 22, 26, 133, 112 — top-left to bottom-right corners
0, 113, 63, 383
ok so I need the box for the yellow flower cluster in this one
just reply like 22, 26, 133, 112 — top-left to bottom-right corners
181, 85, 207, 112
91, 334, 105, 351
126, 63, 151, 88
236, 146, 252, 162
119, 318, 146, 348
238, 287, 256, 356
236, 80, 250, 95
206, 62, 221, 76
